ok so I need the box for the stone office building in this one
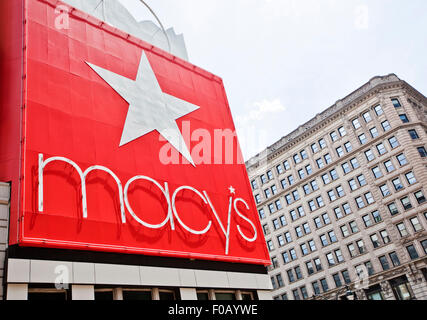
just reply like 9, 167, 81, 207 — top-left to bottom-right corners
246, 74, 427, 300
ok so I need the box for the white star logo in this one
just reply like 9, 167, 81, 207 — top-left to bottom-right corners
86, 51, 200, 166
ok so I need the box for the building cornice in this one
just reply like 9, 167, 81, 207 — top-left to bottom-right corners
246, 74, 427, 172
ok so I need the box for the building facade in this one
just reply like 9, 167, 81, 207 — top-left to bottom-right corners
246, 74, 427, 300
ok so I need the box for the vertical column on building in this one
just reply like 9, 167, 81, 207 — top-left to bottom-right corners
0, 182, 10, 300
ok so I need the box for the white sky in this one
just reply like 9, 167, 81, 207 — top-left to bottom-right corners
119, 0, 427, 160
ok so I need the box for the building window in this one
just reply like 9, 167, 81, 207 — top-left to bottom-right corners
295, 226, 303, 238
408, 129, 419, 139
359, 133, 368, 145
316, 196, 324, 207
374, 104, 383, 116
285, 232, 292, 243
400, 196, 412, 210
355, 196, 365, 209
349, 179, 358, 191
369, 127, 379, 138
344, 141, 352, 153
272, 185, 278, 195
370, 234, 380, 248
363, 215, 373, 228
365, 192, 374, 204
308, 239, 317, 251
287, 270, 295, 283
381, 120, 391, 131
341, 162, 351, 174
297, 206, 305, 217
389, 252, 401, 267
328, 190, 337, 202
320, 278, 329, 292
357, 240, 366, 254
303, 184, 311, 195
311, 143, 319, 153
343, 203, 352, 215
265, 189, 271, 199
414, 190, 426, 204
333, 273, 342, 288
277, 235, 285, 247
251, 180, 258, 190
410, 217, 423, 232
392, 177, 404, 191
380, 184, 391, 197
405, 171, 417, 185
316, 158, 324, 169
259, 208, 266, 219
418, 147, 427, 158
384, 160, 395, 173
303, 223, 311, 234
334, 207, 343, 219
283, 160, 291, 170
298, 169, 305, 179
396, 153, 408, 166
391, 98, 402, 108
288, 175, 295, 186
327, 252, 336, 266
290, 248, 297, 260
357, 174, 367, 186
376, 143, 386, 155
379, 256, 390, 271
276, 164, 284, 175
280, 215, 287, 226
263, 225, 269, 237
421, 240, 427, 254
295, 266, 303, 280
267, 240, 274, 251
349, 221, 359, 233
342, 270, 351, 284
338, 126, 347, 137
306, 164, 313, 175
372, 210, 382, 223
292, 289, 300, 300
314, 258, 322, 271
336, 146, 344, 158
306, 261, 314, 275
310, 180, 319, 191
348, 243, 357, 257
372, 166, 383, 179
399, 114, 409, 123
255, 194, 261, 204
396, 222, 409, 237
300, 286, 309, 300
328, 230, 337, 243
322, 173, 331, 185
380, 229, 390, 244
388, 202, 399, 216
324, 153, 332, 165
320, 234, 328, 247
388, 136, 399, 149
300, 149, 308, 160
273, 219, 280, 230
293, 154, 301, 164
406, 244, 419, 260
363, 111, 372, 123
261, 174, 267, 184
352, 118, 361, 130
341, 225, 350, 237
350, 158, 359, 169
312, 281, 321, 295
330, 131, 339, 142
365, 149, 375, 162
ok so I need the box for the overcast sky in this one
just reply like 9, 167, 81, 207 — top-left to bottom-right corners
119, 0, 427, 160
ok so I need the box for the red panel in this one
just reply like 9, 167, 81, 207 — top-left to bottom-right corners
0, 0, 25, 245
15, 0, 270, 265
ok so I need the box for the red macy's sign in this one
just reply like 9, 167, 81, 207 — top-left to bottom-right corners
0, 0, 270, 265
